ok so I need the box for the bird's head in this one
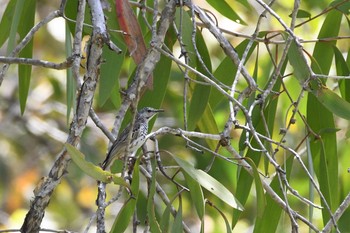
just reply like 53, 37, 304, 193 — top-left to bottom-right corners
137, 107, 164, 121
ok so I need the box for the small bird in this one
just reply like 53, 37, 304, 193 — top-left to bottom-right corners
101, 107, 163, 170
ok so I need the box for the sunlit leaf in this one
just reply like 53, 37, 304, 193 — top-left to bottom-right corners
312, 86, 350, 120
172, 155, 243, 210
287, 40, 310, 85
308, 6, 341, 221
289, 9, 311, 18
65, 143, 128, 187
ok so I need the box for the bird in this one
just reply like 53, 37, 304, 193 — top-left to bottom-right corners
101, 107, 163, 170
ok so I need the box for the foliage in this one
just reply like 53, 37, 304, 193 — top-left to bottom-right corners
1, 0, 350, 232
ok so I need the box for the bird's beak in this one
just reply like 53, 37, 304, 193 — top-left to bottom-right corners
155, 109, 164, 113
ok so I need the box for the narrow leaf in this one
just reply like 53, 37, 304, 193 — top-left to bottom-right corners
98, 46, 124, 107
171, 197, 183, 233
0, 0, 16, 47
287, 40, 310, 85
244, 158, 266, 218
206, 0, 246, 25
110, 158, 140, 233
6, 0, 25, 54
172, 155, 244, 210
333, 46, 350, 102
115, 0, 152, 88
313, 86, 350, 120
65, 143, 128, 187
184, 172, 205, 219
18, 0, 36, 114
188, 32, 212, 130
147, 157, 162, 233
197, 105, 219, 151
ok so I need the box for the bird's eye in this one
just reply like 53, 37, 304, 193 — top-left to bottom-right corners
147, 109, 151, 113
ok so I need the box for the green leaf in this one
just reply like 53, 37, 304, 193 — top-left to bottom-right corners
208, 202, 232, 233
6, 0, 25, 55
244, 158, 266, 219
172, 155, 244, 210
287, 40, 310, 85
188, 32, 212, 130
184, 172, 205, 219
197, 105, 219, 150
98, 46, 124, 107
159, 198, 172, 232
233, 59, 285, 228
307, 6, 341, 222
206, 0, 246, 25
65, 143, 129, 187
333, 46, 350, 102
138, 29, 174, 110
210, 39, 256, 108
288, 9, 311, 18
147, 157, 162, 233
330, 0, 350, 15
0, 0, 16, 47
311, 10, 341, 76
312, 86, 350, 120
110, 158, 140, 233
171, 197, 183, 233
17, 0, 36, 114
174, 9, 196, 66
110, 198, 135, 233
253, 155, 294, 233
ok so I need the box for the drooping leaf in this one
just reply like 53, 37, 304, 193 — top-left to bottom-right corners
98, 46, 124, 107
18, 0, 36, 114
206, 0, 246, 25
0, 0, 16, 47
287, 40, 310, 85
253, 155, 294, 233
146, 157, 162, 233
312, 86, 350, 120
171, 196, 183, 233
197, 105, 219, 151
288, 9, 311, 18
333, 46, 350, 102
244, 158, 266, 219
308, 10, 341, 221
184, 172, 205, 219
188, 31, 212, 130
233, 58, 286, 227
6, 0, 25, 55
138, 29, 175, 110
210, 39, 256, 109
65, 143, 129, 187
172, 155, 244, 210
110, 158, 140, 233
